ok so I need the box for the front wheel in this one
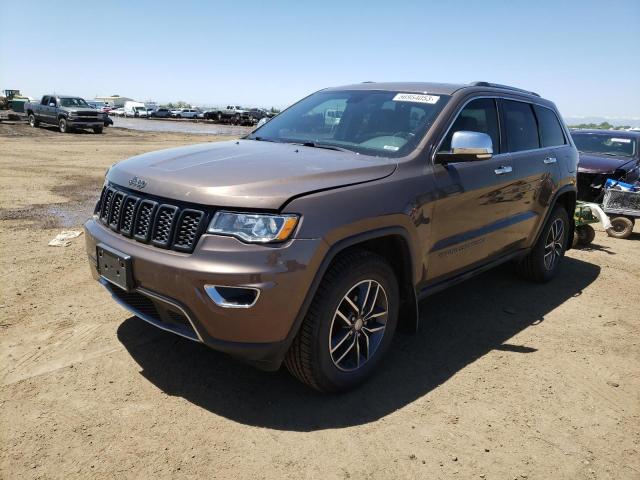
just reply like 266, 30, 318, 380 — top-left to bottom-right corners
93, 126, 103, 134
606, 216, 634, 239
517, 206, 569, 282
285, 250, 399, 392
59, 118, 69, 133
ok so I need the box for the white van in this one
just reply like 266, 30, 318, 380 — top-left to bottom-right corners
123, 101, 148, 118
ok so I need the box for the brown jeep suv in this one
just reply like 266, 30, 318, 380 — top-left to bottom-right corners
84, 81, 578, 392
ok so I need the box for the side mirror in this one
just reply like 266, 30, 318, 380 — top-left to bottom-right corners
49, 103, 56, 107
435, 131, 493, 163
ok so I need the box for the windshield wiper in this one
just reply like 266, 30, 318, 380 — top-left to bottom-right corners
251, 136, 279, 142
299, 142, 355, 153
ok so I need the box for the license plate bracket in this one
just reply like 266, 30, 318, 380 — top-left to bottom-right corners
97, 244, 133, 291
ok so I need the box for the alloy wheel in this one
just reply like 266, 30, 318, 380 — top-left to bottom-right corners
544, 218, 565, 270
328, 279, 388, 372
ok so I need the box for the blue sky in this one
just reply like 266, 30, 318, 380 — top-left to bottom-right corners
1, 0, 638, 118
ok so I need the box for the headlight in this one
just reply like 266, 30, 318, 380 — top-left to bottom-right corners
207, 211, 299, 243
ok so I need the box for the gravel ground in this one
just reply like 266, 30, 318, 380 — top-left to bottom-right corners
1, 122, 638, 479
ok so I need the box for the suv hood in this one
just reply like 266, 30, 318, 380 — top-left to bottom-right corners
107, 140, 397, 209
577, 152, 637, 174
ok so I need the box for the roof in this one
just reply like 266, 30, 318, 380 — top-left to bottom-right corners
325, 81, 542, 98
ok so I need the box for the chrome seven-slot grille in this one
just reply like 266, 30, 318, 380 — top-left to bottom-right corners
97, 185, 206, 253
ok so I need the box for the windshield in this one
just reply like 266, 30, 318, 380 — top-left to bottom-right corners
134, 106, 146, 112
60, 97, 89, 107
572, 133, 636, 157
248, 90, 449, 156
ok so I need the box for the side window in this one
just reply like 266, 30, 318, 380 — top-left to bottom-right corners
503, 100, 539, 152
439, 98, 500, 154
41, 96, 49, 105
534, 105, 566, 147
49, 97, 57, 106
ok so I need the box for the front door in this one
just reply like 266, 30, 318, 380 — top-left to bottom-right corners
426, 97, 519, 281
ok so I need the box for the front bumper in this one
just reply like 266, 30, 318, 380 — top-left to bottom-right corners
68, 119, 104, 128
84, 218, 325, 369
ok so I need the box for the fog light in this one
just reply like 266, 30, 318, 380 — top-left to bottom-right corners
204, 285, 260, 308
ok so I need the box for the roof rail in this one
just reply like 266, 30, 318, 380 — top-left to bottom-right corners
470, 81, 540, 97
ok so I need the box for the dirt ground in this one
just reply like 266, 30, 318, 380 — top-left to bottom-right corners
1, 122, 638, 480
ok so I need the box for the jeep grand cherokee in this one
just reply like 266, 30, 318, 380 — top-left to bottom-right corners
84, 81, 578, 392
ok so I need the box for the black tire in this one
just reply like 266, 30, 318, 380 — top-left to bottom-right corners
58, 118, 68, 133
93, 126, 103, 134
517, 206, 569, 283
284, 250, 399, 392
606, 216, 634, 239
576, 224, 596, 245
28, 114, 39, 127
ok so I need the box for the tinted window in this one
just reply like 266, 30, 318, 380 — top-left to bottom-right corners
534, 105, 565, 147
41, 96, 49, 105
503, 100, 539, 152
439, 98, 500, 153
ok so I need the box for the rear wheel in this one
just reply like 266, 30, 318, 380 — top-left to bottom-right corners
285, 250, 399, 392
28, 114, 39, 127
517, 206, 569, 282
606, 216, 634, 239
576, 224, 596, 245
58, 118, 68, 133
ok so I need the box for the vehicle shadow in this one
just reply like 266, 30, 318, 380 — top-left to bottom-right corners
117, 256, 599, 432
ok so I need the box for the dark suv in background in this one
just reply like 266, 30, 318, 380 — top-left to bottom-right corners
571, 129, 639, 201
85, 81, 578, 392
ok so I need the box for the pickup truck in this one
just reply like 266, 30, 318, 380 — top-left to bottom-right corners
203, 105, 251, 124
24, 95, 107, 133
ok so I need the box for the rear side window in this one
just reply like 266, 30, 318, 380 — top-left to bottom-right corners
503, 100, 539, 152
439, 98, 500, 154
534, 105, 566, 147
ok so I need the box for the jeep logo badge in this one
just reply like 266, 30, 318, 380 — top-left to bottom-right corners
129, 176, 147, 189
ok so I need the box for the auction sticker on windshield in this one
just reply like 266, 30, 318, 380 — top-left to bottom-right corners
393, 93, 440, 104
611, 138, 631, 143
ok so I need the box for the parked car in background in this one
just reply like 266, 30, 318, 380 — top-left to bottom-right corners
571, 129, 640, 201
204, 105, 250, 124
110, 107, 125, 117
151, 108, 172, 118
85, 81, 577, 392
246, 108, 271, 123
87, 100, 111, 113
124, 101, 148, 118
173, 108, 200, 119
24, 95, 107, 133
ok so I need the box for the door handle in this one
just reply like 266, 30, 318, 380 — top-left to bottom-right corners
543, 157, 557, 164
494, 165, 513, 175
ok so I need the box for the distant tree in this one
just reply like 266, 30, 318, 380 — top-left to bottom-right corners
568, 121, 622, 130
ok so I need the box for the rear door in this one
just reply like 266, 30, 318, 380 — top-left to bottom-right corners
427, 97, 518, 281
39, 96, 49, 122
499, 99, 561, 246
